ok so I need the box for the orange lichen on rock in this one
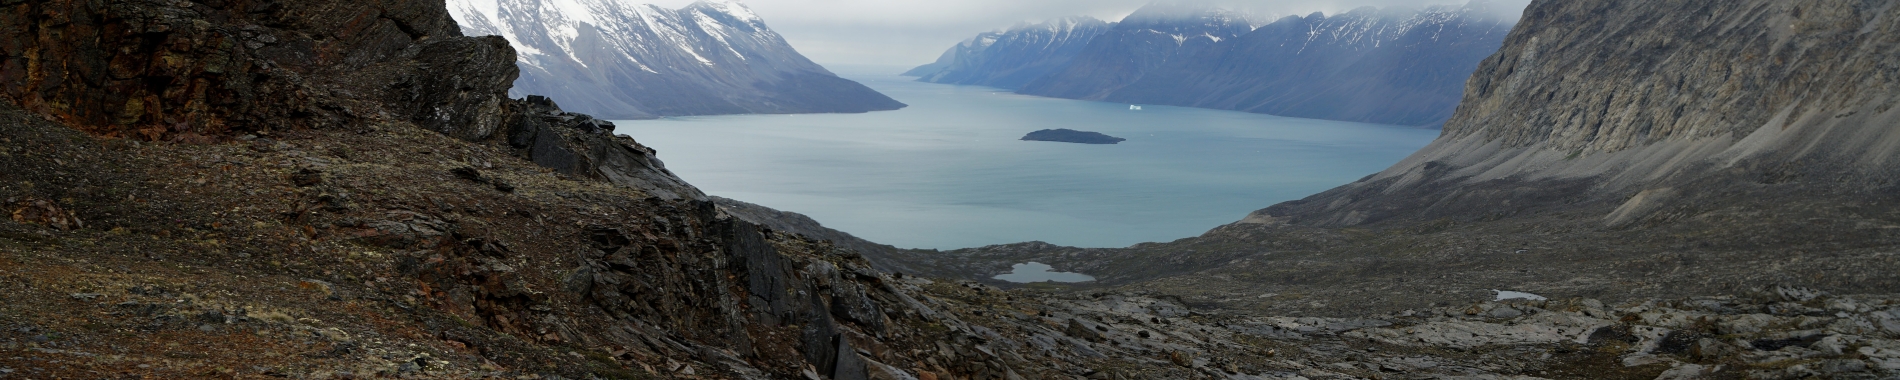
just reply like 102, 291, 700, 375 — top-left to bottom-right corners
6, 198, 81, 230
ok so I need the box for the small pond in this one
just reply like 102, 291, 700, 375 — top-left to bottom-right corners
1494, 290, 1548, 301
993, 262, 1096, 283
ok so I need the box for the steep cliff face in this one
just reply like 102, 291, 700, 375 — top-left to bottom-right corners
1257, 0, 1900, 227
903, 17, 1115, 90
445, 0, 906, 119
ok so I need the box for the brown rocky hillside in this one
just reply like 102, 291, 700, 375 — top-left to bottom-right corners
3, 0, 1900, 379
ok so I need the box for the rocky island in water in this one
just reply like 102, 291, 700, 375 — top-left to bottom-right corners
1021, 128, 1126, 144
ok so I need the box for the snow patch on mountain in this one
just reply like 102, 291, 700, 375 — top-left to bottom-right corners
442, 0, 902, 119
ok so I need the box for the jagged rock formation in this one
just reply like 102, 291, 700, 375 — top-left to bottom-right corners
903, 17, 1115, 90
0, 0, 516, 141
1012, 1, 1511, 126
711, 196, 944, 277
445, 0, 906, 119
507, 95, 703, 200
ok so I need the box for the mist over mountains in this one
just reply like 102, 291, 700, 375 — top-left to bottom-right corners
446, 0, 905, 119
910, 0, 1513, 126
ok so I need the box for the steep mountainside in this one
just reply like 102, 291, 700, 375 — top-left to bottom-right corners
904, 0, 1900, 334
5, 0, 1900, 378
0, 1, 1021, 378
903, 17, 1115, 90
1013, 2, 1259, 100
1114, 3, 1512, 126
1259, 0, 1900, 228
445, 0, 905, 119
1015, 1, 1510, 126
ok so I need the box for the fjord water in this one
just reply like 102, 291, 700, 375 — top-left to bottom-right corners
616, 66, 1438, 249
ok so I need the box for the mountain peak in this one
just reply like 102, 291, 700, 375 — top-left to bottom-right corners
687, 0, 762, 23
447, 0, 902, 119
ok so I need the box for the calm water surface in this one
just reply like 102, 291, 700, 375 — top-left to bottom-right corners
994, 262, 1096, 283
616, 66, 1438, 249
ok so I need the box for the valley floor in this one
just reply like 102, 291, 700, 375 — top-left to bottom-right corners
2, 104, 1898, 379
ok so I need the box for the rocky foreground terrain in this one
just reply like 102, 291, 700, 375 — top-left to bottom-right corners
3, 0, 1900, 379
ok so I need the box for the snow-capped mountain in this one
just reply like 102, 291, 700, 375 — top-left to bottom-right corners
1012, 2, 1265, 100
1013, 1, 1513, 126
446, 0, 904, 119
902, 17, 1116, 90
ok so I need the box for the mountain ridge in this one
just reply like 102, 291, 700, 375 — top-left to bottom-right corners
902, 16, 1117, 90
1258, 0, 1900, 227
4, 0, 1900, 378
1100, 2, 1515, 126
1013, 2, 1259, 100
920, 1, 1513, 126
446, 0, 906, 119
889, 0, 1900, 323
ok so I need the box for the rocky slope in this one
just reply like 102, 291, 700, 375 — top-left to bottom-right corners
1257, 0, 1900, 229
903, 17, 1116, 90
5, 0, 1900, 379
898, 0, 1900, 359
445, 0, 905, 119
1014, 1, 1511, 126
0, 1, 995, 378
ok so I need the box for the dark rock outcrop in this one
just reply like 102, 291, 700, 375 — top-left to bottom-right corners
0, 0, 961, 378
1022, 129, 1126, 145
904, 17, 1116, 90
711, 196, 946, 276
507, 96, 704, 201
445, 0, 906, 119
0, 0, 514, 141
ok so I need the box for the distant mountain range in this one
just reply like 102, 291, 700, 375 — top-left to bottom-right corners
910, 1, 1513, 127
447, 0, 905, 119
902, 17, 1117, 90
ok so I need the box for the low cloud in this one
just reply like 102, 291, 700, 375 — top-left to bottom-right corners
640, 0, 1533, 66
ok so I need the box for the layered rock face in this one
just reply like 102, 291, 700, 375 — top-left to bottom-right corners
445, 0, 906, 119
1011, 1, 1510, 126
1258, 0, 1900, 227
903, 17, 1115, 90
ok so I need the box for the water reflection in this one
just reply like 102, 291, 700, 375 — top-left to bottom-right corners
993, 262, 1095, 283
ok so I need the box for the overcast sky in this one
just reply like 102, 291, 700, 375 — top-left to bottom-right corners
639, 0, 1533, 67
